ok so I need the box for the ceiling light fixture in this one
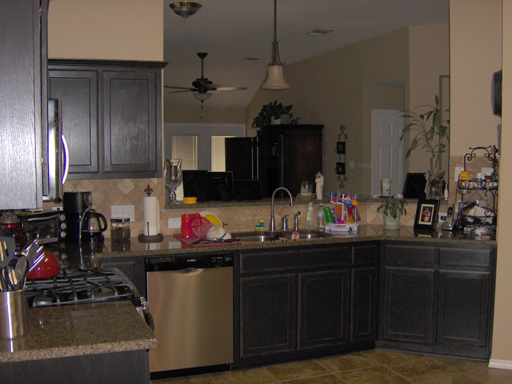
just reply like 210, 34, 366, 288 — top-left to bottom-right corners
192, 92, 211, 101
169, 2, 202, 20
261, 0, 289, 90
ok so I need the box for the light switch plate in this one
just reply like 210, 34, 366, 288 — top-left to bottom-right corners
168, 218, 181, 229
111, 205, 135, 221
349, 160, 355, 170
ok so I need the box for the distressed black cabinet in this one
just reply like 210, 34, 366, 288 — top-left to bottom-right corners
0, 0, 48, 209
100, 256, 147, 298
48, 59, 166, 179
378, 241, 496, 360
234, 242, 378, 369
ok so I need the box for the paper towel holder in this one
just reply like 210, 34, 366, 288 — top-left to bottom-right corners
138, 184, 164, 243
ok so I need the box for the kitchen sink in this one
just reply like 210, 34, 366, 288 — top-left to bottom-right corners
236, 230, 333, 242
237, 234, 281, 242
282, 231, 334, 240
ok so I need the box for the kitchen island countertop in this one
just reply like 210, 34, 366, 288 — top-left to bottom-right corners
0, 301, 156, 363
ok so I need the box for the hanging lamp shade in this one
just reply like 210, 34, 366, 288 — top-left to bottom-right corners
261, 0, 289, 90
192, 92, 211, 101
169, 2, 202, 20
262, 65, 289, 90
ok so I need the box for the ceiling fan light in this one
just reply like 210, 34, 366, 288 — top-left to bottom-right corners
262, 65, 289, 90
169, 2, 202, 20
193, 92, 211, 101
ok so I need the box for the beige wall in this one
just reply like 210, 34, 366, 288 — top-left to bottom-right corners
48, 0, 163, 61
450, 0, 502, 157
493, 0, 512, 364
247, 25, 449, 197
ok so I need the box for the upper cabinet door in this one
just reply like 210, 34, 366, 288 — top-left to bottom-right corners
102, 70, 157, 175
48, 70, 99, 175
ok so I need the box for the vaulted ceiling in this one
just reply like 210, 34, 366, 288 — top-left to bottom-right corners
163, 0, 449, 112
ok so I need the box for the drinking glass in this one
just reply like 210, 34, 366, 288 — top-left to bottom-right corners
165, 159, 183, 204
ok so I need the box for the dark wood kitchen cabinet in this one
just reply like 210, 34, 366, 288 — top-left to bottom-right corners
48, 59, 166, 179
377, 241, 496, 360
234, 242, 378, 369
0, 0, 48, 209
258, 125, 323, 197
100, 255, 147, 298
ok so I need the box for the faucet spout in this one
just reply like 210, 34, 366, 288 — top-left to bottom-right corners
270, 187, 294, 233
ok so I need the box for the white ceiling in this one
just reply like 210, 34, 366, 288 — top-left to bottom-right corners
163, 0, 449, 112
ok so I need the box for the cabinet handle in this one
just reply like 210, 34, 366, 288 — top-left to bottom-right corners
61, 134, 69, 184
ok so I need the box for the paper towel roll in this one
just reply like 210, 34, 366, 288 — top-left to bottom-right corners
143, 196, 159, 236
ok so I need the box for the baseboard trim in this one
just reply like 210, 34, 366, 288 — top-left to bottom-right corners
489, 359, 512, 370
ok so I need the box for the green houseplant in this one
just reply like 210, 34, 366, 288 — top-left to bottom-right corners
252, 101, 301, 128
377, 198, 408, 229
401, 95, 450, 199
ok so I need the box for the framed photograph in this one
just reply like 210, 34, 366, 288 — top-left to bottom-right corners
336, 162, 345, 175
414, 199, 440, 230
336, 141, 346, 154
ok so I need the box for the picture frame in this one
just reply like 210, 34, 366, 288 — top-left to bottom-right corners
414, 199, 440, 230
402, 172, 427, 199
336, 141, 346, 154
336, 162, 345, 175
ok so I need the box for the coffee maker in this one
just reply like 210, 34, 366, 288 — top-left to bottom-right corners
63, 192, 107, 243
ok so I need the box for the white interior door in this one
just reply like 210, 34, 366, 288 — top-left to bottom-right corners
372, 109, 404, 196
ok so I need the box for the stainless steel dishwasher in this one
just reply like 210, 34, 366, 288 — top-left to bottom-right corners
146, 252, 233, 375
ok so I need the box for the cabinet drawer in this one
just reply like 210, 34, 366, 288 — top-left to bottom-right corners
240, 246, 352, 274
352, 244, 378, 265
439, 248, 492, 268
384, 244, 436, 265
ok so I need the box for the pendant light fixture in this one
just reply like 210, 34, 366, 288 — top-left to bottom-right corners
169, 2, 202, 20
262, 0, 289, 90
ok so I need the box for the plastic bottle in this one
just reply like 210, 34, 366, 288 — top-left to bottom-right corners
255, 219, 265, 232
306, 202, 315, 230
317, 203, 325, 231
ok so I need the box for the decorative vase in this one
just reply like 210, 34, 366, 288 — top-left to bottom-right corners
271, 117, 281, 125
280, 114, 291, 124
383, 213, 400, 230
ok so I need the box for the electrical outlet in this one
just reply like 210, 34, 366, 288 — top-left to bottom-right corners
168, 218, 181, 229
349, 160, 355, 170
111, 205, 135, 221
454, 167, 464, 182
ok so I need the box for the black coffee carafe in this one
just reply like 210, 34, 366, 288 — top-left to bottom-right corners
81, 209, 108, 243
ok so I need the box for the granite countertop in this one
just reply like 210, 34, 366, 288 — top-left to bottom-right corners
60, 225, 496, 265
0, 301, 157, 363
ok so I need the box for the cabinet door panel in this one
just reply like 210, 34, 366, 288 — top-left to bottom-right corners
298, 270, 350, 349
240, 275, 297, 356
49, 71, 98, 175
351, 267, 378, 342
103, 71, 156, 173
437, 270, 490, 347
382, 267, 435, 343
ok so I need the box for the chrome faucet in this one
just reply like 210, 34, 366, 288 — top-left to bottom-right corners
270, 187, 294, 233
293, 211, 301, 232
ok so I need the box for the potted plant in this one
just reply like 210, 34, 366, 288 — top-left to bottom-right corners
401, 95, 450, 199
377, 198, 408, 229
252, 101, 301, 128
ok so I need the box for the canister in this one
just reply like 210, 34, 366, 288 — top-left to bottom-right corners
0, 289, 28, 339
110, 217, 131, 240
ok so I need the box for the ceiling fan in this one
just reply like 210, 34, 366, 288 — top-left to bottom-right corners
165, 52, 247, 105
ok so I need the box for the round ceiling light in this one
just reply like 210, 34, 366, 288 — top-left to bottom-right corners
169, 2, 202, 20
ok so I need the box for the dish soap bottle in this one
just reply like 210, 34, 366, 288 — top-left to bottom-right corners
255, 219, 266, 232
317, 203, 325, 231
306, 202, 315, 230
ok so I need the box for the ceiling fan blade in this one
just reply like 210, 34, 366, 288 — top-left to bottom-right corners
165, 85, 195, 90
216, 86, 248, 92
167, 89, 196, 94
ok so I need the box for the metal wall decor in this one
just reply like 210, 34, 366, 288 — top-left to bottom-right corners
335, 125, 348, 189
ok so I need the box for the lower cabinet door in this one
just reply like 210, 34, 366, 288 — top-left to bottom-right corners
351, 267, 378, 342
240, 274, 297, 357
382, 267, 435, 343
298, 270, 350, 349
437, 270, 490, 347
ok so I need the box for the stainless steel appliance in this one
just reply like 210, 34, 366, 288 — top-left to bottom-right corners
146, 252, 233, 376
42, 99, 69, 202
25, 268, 152, 327
17, 210, 67, 244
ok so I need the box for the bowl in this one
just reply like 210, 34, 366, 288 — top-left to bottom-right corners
26, 251, 60, 279
183, 197, 197, 204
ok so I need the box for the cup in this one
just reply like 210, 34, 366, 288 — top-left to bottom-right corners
0, 289, 28, 339
180, 214, 193, 238
300, 181, 312, 197
381, 179, 392, 196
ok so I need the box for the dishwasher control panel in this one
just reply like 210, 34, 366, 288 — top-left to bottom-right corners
146, 252, 234, 271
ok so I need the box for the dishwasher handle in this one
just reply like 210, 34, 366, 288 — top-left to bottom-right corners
179, 268, 205, 275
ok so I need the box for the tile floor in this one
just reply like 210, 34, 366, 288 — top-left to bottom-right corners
152, 349, 512, 384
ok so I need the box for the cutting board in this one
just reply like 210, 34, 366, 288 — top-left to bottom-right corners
173, 234, 241, 248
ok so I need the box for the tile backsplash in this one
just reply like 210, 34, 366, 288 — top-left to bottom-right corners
51, 178, 416, 239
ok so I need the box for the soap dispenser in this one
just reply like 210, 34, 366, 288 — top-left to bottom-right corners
306, 202, 315, 230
